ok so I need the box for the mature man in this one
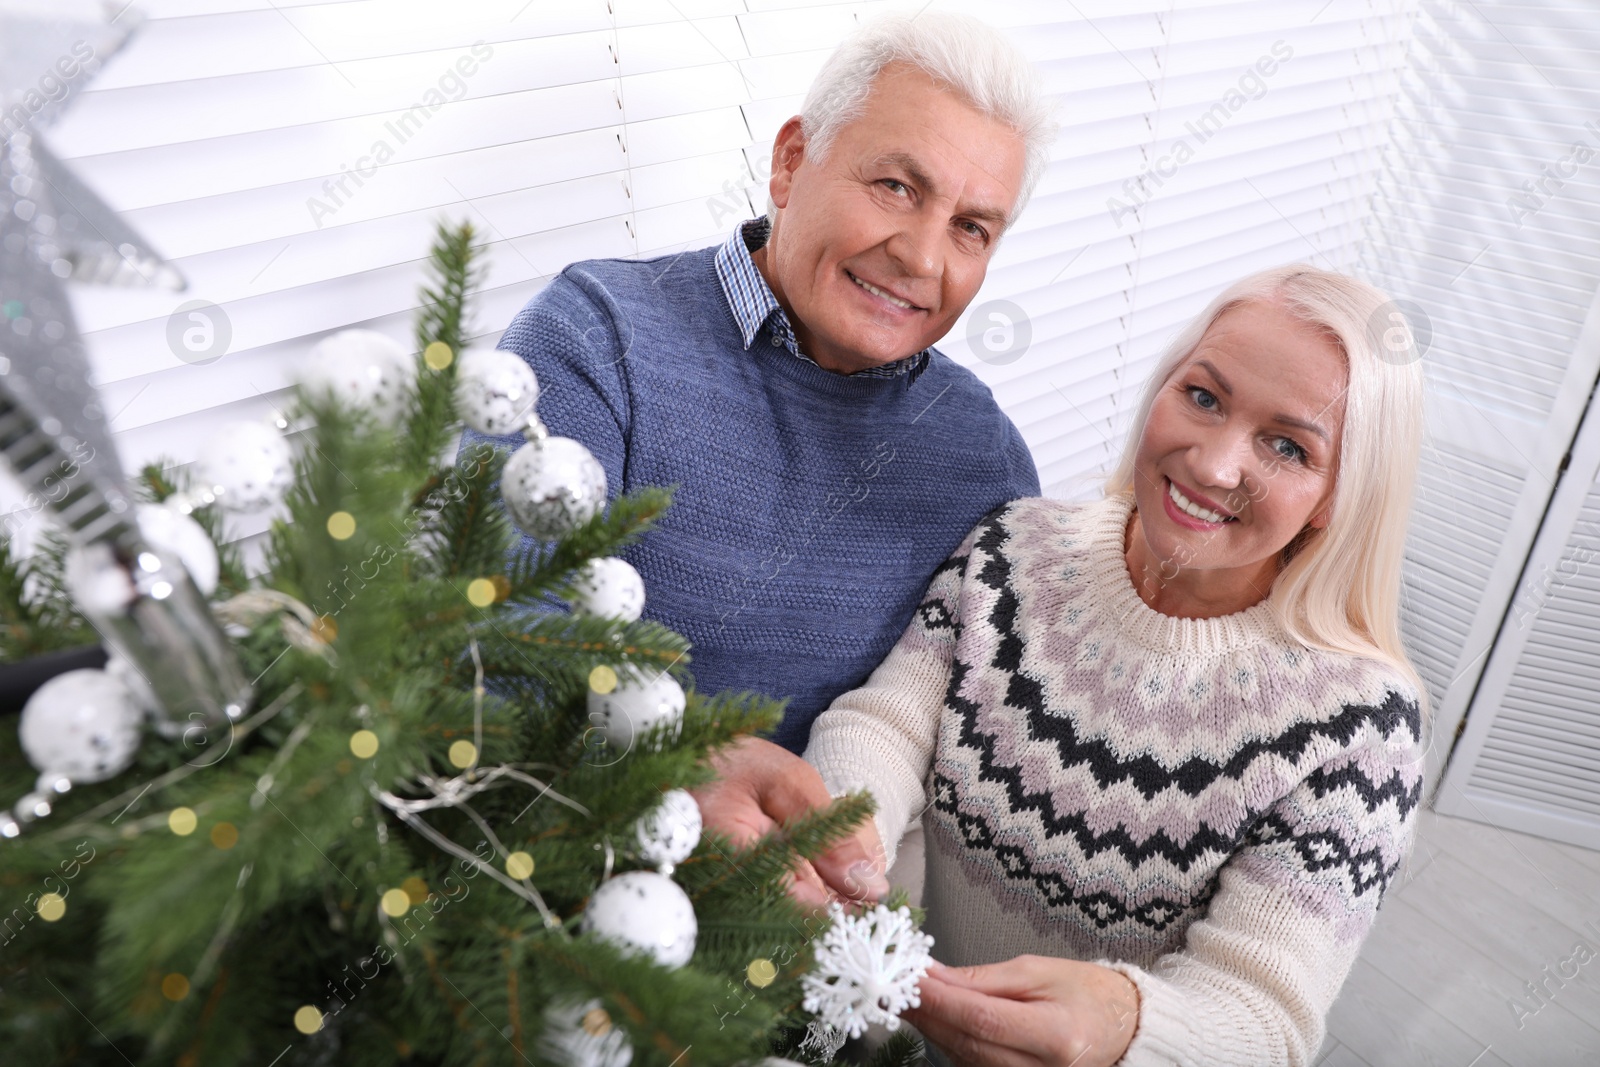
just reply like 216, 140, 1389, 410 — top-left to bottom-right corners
478, 12, 1054, 904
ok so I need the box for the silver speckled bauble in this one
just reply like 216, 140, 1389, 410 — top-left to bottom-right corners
194, 420, 293, 513
300, 329, 414, 424
588, 670, 685, 751
581, 870, 697, 969
569, 557, 645, 622
454, 347, 540, 436
635, 789, 701, 871
501, 436, 607, 540
19, 668, 142, 784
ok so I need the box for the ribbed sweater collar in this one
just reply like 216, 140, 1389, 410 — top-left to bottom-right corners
1083, 492, 1286, 655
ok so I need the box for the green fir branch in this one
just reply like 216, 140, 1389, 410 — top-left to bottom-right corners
402, 220, 484, 478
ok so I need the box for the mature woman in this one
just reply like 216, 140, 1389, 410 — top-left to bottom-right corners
803, 265, 1429, 1066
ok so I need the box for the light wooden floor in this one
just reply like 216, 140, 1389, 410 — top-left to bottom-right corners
1317, 806, 1600, 1067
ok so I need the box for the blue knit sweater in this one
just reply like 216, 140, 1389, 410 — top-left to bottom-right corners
470, 241, 1038, 753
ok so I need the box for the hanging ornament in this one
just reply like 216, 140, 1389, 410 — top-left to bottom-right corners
194, 420, 294, 513
64, 507, 218, 616
62, 540, 136, 617
801, 903, 934, 1039
18, 668, 143, 785
580, 870, 697, 970
587, 670, 685, 751
136, 502, 219, 595
634, 789, 701, 872
569, 558, 645, 622
454, 347, 540, 436
299, 329, 414, 424
501, 435, 607, 541
539, 998, 632, 1067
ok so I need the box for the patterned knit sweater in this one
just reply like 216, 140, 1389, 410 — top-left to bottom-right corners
803, 493, 1425, 1066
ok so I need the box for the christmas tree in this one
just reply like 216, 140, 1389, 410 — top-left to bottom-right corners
0, 221, 929, 1067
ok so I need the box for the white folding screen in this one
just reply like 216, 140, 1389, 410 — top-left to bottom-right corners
3, 0, 1419, 552
1354, 0, 1600, 800
1442, 361, 1600, 850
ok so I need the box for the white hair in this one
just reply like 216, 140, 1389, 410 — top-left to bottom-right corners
768, 11, 1056, 228
1103, 265, 1430, 720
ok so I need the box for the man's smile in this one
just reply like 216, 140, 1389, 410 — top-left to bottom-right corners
846, 269, 927, 314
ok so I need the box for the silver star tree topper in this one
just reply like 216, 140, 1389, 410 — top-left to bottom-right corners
2, 0, 252, 732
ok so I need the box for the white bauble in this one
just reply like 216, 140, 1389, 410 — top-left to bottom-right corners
137, 502, 219, 596
194, 420, 293, 513
502, 437, 607, 541
539, 998, 633, 1067
569, 558, 644, 622
455, 347, 540, 436
19, 669, 143, 784
64, 541, 135, 616
635, 789, 701, 870
588, 670, 685, 751
581, 870, 697, 969
301, 329, 414, 423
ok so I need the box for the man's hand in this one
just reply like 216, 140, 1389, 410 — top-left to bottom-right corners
690, 735, 890, 908
904, 956, 1141, 1067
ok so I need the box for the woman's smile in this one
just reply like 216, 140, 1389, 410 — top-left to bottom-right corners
1161, 475, 1238, 529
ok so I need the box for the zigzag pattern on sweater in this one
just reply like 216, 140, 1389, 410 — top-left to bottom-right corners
927, 503, 1423, 938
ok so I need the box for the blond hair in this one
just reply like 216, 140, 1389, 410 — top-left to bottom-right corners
1104, 265, 1429, 718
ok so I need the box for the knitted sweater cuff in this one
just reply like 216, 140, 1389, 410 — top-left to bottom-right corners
1097, 960, 1199, 1067
803, 740, 922, 871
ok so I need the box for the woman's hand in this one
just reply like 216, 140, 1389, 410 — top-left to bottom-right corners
903, 955, 1141, 1067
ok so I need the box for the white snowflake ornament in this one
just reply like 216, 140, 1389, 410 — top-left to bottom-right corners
800, 903, 934, 1039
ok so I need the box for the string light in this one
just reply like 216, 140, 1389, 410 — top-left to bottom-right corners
588, 665, 617, 694
349, 730, 379, 758
423, 341, 454, 370
747, 958, 777, 988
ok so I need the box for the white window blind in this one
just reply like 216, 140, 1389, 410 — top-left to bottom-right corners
938, 0, 1416, 499
5, 0, 1418, 558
